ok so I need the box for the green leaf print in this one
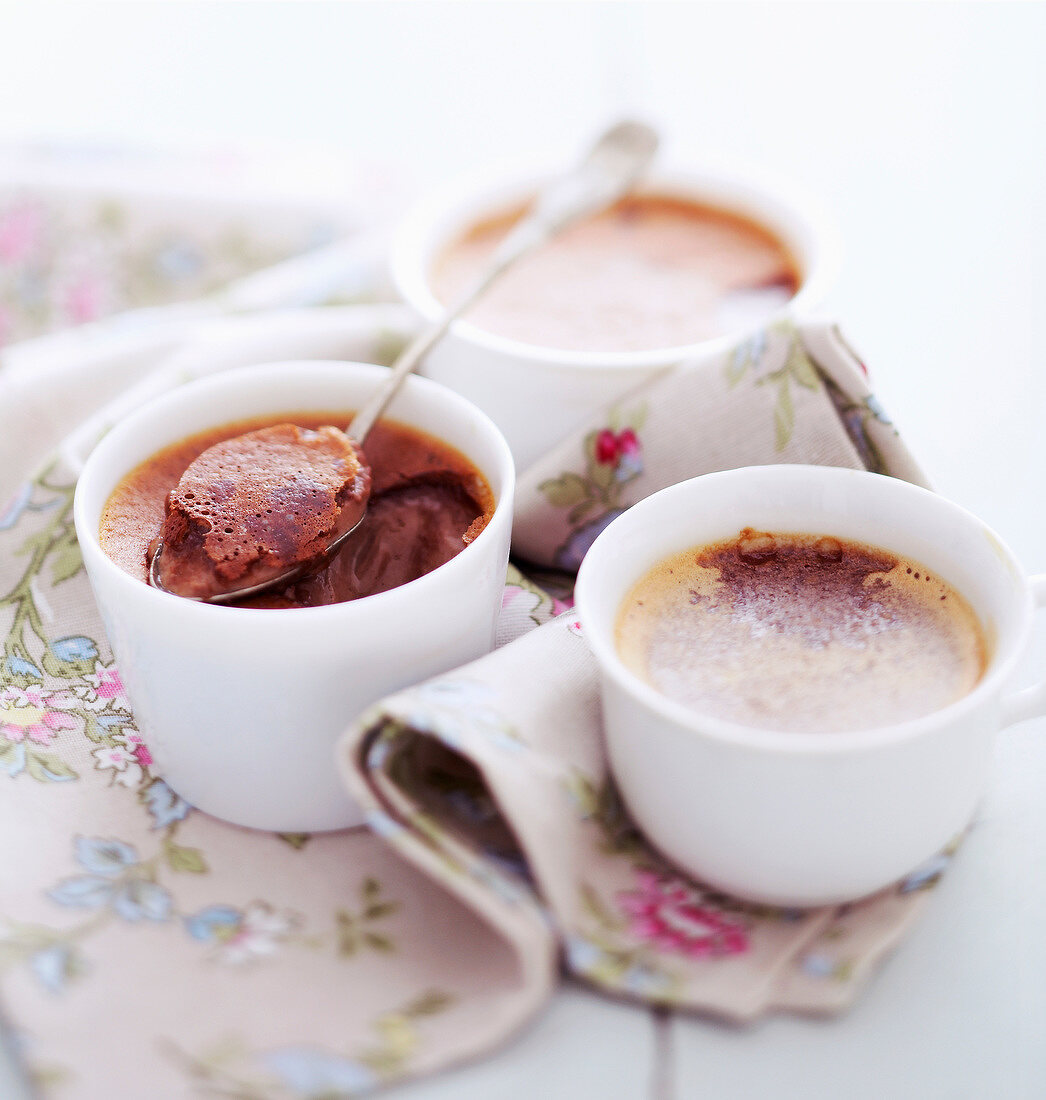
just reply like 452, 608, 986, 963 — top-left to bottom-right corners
539, 472, 589, 508
773, 375, 796, 449
725, 351, 752, 388
721, 322, 826, 452
786, 340, 821, 389
163, 841, 209, 874
336, 877, 401, 957
49, 536, 83, 586
276, 832, 311, 850
24, 750, 77, 783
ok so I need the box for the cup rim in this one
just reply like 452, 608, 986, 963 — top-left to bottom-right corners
73, 358, 515, 623
574, 464, 1034, 753
390, 162, 840, 370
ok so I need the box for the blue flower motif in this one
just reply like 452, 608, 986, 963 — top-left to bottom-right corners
365, 810, 406, 841
262, 1046, 379, 1096
4, 655, 42, 680
30, 945, 76, 994
111, 880, 173, 923
36, 757, 76, 783
554, 510, 624, 573
143, 778, 192, 829
50, 636, 99, 663
564, 935, 604, 974
74, 836, 139, 877
48, 875, 116, 909
0, 742, 26, 777
620, 964, 674, 998
800, 952, 836, 978
48, 837, 171, 922
899, 851, 951, 894
185, 905, 242, 943
0, 483, 33, 530
614, 450, 643, 483
155, 242, 203, 280
864, 394, 893, 426
731, 329, 769, 374
95, 713, 129, 730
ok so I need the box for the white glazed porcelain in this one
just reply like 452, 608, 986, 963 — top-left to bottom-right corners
73, 360, 515, 833
391, 166, 837, 470
574, 465, 1046, 907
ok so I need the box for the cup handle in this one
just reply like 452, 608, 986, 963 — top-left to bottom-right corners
1002, 574, 1046, 727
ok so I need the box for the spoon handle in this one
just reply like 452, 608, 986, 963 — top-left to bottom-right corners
347, 119, 658, 444
346, 254, 511, 444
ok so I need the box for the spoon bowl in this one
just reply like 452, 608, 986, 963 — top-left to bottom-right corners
148, 511, 368, 603
74, 359, 516, 830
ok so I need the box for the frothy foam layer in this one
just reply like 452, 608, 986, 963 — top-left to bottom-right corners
431, 195, 800, 352
615, 529, 987, 733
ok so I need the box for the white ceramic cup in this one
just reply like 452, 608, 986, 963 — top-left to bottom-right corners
574, 465, 1046, 907
391, 166, 836, 470
73, 360, 515, 833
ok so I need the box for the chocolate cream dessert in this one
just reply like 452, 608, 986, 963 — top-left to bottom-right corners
150, 423, 372, 600
99, 413, 494, 609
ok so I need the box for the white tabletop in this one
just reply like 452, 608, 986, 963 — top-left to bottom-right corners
1, 4, 1044, 1097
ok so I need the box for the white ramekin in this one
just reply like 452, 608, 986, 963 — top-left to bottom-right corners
391, 165, 839, 470
74, 360, 515, 833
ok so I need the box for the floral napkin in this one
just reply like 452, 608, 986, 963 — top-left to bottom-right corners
0, 171, 948, 1098
340, 610, 949, 1022
511, 319, 928, 570
335, 316, 947, 1029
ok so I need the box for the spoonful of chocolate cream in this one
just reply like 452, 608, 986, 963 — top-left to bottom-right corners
148, 119, 659, 603
148, 423, 372, 601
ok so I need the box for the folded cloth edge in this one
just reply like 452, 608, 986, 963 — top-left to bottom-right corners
335, 615, 959, 1027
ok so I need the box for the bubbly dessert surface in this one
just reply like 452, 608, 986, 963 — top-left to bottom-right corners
615, 529, 987, 733
431, 194, 800, 352
100, 412, 493, 608
155, 423, 371, 600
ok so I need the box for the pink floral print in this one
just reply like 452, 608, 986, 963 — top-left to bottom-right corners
0, 203, 41, 263
0, 685, 80, 746
92, 730, 152, 787
540, 403, 648, 572
64, 275, 103, 324
594, 426, 641, 472
617, 870, 749, 958
81, 661, 130, 712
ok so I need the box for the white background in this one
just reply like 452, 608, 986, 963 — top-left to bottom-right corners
1, 3, 1044, 1098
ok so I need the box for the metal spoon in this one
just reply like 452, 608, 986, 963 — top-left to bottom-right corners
149, 119, 660, 603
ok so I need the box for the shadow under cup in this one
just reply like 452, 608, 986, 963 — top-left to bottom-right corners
73, 361, 515, 833
575, 465, 1041, 907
